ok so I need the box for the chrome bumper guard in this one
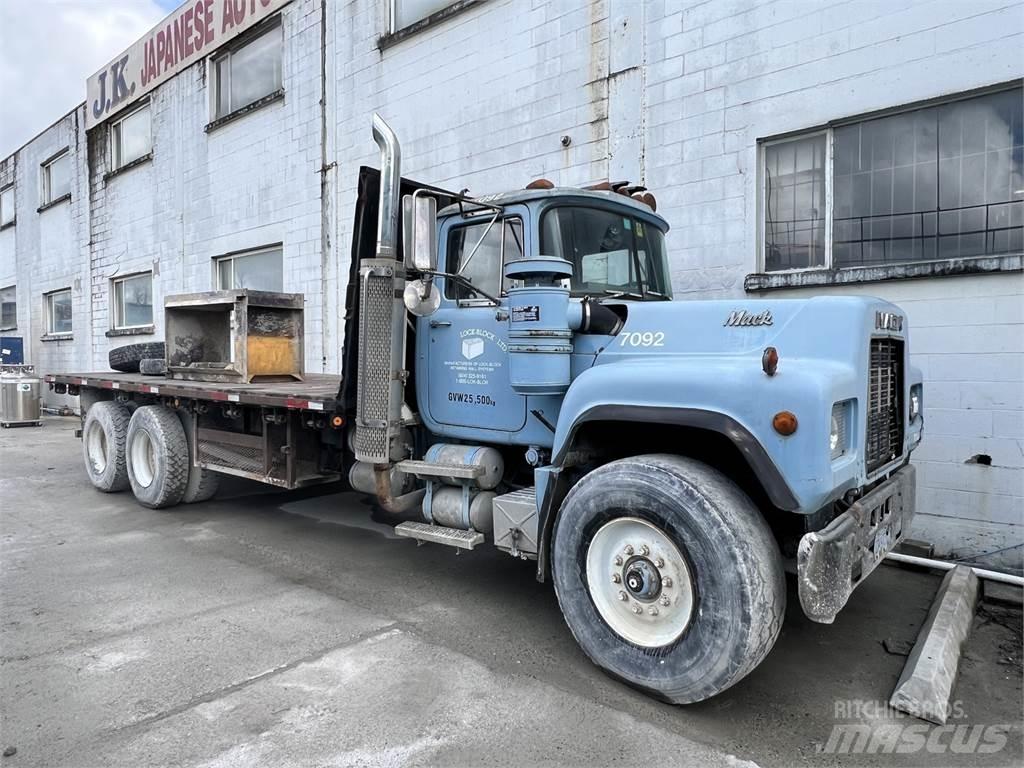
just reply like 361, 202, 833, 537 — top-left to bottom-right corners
797, 465, 916, 624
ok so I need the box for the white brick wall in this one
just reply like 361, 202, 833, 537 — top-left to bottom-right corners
1, 0, 1020, 566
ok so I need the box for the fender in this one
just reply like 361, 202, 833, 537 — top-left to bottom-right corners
553, 403, 799, 511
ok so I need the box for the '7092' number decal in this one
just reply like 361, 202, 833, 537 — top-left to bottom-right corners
619, 331, 666, 347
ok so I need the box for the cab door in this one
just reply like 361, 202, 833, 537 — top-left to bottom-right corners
419, 208, 528, 434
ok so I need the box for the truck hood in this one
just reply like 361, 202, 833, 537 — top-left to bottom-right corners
578, 295, 907, 367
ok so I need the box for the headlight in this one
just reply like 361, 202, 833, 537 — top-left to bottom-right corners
909, 385, 922, 422
830, 400, 852, 460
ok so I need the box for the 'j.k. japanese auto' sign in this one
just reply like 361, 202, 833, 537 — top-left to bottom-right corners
86, 0, 291, 130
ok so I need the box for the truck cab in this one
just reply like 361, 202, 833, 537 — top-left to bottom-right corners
345, 116, 923, 704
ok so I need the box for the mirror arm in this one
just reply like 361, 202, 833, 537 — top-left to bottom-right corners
417, 269, 501, 306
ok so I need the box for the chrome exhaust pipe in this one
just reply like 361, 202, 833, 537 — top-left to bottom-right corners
372, 113, 401, 261
355, 114, 423, 513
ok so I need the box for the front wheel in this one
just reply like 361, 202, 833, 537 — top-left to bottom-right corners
551, 454, 785, 704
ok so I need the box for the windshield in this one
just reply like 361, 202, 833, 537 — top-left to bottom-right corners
540, 206, 672, 299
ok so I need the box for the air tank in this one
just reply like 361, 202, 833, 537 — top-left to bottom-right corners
424, 443, 504, 490
427, 487, 495, 533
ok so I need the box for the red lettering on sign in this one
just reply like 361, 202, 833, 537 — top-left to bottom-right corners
155, 31, 166, 77
222, 0, 235, 32
204, 0, 215, 46
173, 16, 185, 66
162, 23, 175, 71
183, 7, 194, 58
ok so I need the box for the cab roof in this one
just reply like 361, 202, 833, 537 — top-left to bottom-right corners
438, 187, 669, 230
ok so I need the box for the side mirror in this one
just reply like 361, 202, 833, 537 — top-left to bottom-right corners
402, 193, 437, 272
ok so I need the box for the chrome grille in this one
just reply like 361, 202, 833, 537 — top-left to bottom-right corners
866, 338, 904, 473
354, 266, 394, 463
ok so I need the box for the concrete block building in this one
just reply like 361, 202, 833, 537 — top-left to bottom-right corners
1, 0, 1021, 569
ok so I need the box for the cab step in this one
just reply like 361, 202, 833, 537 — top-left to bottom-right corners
394, 521, 484, 550
396, 459, 484, 481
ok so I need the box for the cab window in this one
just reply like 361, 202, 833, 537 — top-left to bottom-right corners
540, 206, 671, 299
445, 218, 524, 300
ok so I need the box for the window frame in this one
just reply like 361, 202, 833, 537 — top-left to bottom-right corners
381, 0, 483, 48
0, 184, 14, 227
444, 215, 524, 304
210, 18, 284, 123
214, 245, 284, 292
109, 102, 152, 172
0, 285, 16, 331
39, 149, 71, 208
111, 272, 154, 331
757, 83, 1023, 275
44, 288, 73, 336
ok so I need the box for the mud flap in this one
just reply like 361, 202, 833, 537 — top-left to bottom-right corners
797, 465, 916, 624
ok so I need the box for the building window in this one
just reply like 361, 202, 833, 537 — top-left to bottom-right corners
45, 289, 72, 335
762, 86, 1023, 272
40, 151, 71, 206
391, 0, 457, 31
112, 273, 153, 329
212, 23, 282, 119
0, 285, 15, 330
216, 246, 283, 292
111, 104, 152, 170
0, 185, 14, 226
445, 218, 523, 300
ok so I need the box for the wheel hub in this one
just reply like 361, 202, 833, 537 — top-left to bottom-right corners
585, 517, 695, 648
623, 557, 661, 601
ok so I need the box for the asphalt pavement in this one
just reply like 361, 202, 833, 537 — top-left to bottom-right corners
1, 417, 1021, 767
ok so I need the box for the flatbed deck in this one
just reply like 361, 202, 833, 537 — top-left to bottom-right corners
46, 372, 343, 412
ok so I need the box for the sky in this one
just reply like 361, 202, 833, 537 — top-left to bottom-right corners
0, 0, 181, 158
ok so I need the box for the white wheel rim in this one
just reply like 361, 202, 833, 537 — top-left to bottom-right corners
130, 429, 157, 488
585, 517, 695, 648
86, 421, 108, 475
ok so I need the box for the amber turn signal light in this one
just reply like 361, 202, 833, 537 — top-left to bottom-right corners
772, 411, 798, 436
762, 346, 779, 376
330, 415, 345, 428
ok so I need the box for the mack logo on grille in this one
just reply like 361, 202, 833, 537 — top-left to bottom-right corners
724, 309, 773, 327
875, 311, 903, 332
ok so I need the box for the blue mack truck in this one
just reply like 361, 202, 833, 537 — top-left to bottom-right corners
52, 116, 923, 704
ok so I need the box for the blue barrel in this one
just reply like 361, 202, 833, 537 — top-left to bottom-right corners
504, 257, 574, 395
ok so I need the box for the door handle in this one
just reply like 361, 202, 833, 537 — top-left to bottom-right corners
429, 320, 452, 328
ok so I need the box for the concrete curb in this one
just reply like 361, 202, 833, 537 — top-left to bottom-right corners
889, 565, 980, 724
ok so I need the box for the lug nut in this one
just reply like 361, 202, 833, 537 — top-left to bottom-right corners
618, 591, 628, 601
660, 596, 670, 607
631, 604, 642, 614
654, 557, 664, 568
613, 555, 623, 566
624, 545, 634, 555
639, 544, 650, 556
611, 573, 621, 584
648, 607, 659, 616
661, 577, 672, 588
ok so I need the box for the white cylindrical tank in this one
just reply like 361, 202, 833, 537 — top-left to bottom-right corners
0, 365, 42, 427
427, 486, 495, 533
424, 443, 504, 490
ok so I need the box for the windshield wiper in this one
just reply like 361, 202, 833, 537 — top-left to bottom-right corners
601, 289, 645, 301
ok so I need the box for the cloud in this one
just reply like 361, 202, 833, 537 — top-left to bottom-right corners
0, 0, 168, 157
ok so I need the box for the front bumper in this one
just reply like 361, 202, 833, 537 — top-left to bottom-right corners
797, 465, 916, 624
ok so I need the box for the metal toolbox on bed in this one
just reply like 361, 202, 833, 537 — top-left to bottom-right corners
165, 290, 305, 384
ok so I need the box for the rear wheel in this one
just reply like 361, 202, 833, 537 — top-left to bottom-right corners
551, 454, 785, 704
81, 401, 131, 492
126, 405, 189, 509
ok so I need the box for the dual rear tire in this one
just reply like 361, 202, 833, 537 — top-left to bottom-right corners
81, 401, 218, 507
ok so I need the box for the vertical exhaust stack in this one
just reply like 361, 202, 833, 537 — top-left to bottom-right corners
354, 116, 407, 459
354, 114, 424, 513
